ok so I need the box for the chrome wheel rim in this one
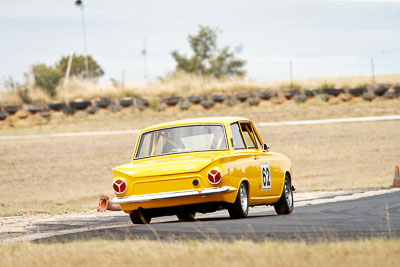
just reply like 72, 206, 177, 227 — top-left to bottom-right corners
285, 180, 293, 207
240, 183, 248, 213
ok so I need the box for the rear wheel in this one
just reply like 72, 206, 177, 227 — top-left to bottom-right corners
228, 182, 249, 218
177, 212, 196, 222
130, 208, 152, 224
274, 174, 294, 215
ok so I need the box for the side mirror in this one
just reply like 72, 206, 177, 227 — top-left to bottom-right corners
263, 143, 269, 151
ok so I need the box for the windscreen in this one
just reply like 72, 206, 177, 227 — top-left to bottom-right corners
135, 125, 228, 159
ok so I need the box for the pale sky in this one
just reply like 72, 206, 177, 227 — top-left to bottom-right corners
0, 0, 399, 86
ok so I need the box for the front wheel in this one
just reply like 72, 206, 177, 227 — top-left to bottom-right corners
274, 174, 294, 215
228, 182, 249, 218
130, 209, 152, 224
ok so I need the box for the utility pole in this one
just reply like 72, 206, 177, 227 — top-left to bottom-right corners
64, 52, 74, 86
370, 57, 376, 85
121, 70, 125, 88
75, 0, 89, 79
142, 38, 148, 82
289, 61, 293, 87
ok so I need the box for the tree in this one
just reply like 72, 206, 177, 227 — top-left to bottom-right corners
171, 26, 246, 78
56, 54, 104, 79
32, 64, 62, 97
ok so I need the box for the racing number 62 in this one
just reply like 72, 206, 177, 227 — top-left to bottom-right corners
261, 163, 271, 190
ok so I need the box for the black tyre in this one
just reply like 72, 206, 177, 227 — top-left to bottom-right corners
228, 182, 249, 218
130, 209, 151, 224
274, 174, 294, 215
177, 212, 196, 222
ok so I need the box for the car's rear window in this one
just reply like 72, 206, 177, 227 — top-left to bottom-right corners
135, 125, 228, 159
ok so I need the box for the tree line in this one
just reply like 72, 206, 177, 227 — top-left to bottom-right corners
7, 25, 245, 100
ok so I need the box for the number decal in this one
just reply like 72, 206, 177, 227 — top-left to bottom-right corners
261, 163, 271, 190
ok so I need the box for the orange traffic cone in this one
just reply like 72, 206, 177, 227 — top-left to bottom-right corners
97, 195, 122, 212
393, 166, 400, 187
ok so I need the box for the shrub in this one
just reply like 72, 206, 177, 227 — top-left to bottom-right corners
32, 64, 62, 97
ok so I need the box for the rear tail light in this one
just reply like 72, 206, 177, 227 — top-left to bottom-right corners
208, 169, 222, 184
113, 178, 127, 194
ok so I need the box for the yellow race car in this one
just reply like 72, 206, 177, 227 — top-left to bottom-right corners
111, 117, 294, 224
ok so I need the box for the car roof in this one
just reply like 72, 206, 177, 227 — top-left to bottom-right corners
141, 116, 250, 132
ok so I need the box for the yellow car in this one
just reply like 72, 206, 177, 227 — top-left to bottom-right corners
111, 116, 294, 224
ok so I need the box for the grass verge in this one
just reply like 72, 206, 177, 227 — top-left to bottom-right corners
0, 239, 399, 267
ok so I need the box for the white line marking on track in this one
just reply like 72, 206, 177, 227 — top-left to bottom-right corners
256, 114, 400, 127
0, 130, 140, 140
1, 114, 399, 140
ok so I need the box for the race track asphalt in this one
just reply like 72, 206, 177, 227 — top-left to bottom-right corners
35, 190, 400, 243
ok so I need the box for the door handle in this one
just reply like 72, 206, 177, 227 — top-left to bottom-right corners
254, 156, 259, 160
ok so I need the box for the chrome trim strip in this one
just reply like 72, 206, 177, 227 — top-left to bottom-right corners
110, 186, 236, 204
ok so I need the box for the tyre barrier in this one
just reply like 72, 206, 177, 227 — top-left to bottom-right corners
294, 94, 308, 103
95, 98, 111, 108
225, 97, 238, 107
383, 91, 399, 99
179, 100, 192, 110
86, 105, 99, 115
201, 99, 214, 109
304, 89, 315, 97
70, 100, 91, 110
235, 92, 250, 102
322, 88, 345, 96
119, 98, 134, 107
348, 87, 367, 97
248, 96, 260, 106
48, 103, 66, 111
371, 86, 388, 96
25, 104, 43, 113
3, 105, 21, 115
1, 84, 399, 122
187, 95, 204, 104
362, 92, 375, 101
39, 110, 51, 119
163, 96, 180, 106
211, 94, 227, 103
283, 89, 298, 100
340, 93, 352, 102
259, 91, 273, 100
62, 106, 75, 115
0, 111, 7, 121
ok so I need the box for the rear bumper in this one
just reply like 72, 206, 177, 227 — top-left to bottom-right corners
110, 186, 236, 205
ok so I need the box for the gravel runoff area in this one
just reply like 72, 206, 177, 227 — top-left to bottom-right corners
1, 187, 398, 244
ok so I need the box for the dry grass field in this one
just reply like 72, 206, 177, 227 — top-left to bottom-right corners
0, 239, 399, 267
0, 103, 399, 215
1, 73, 399, 105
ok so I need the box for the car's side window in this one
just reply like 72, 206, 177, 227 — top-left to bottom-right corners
240, 123, 257, 149
230, 123, 246, 149
250, 124, 263, 149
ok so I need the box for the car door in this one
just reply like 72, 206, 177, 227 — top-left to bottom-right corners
250, 123, 284, 200
235, 122, 273, 200
228, 122, 260, 199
